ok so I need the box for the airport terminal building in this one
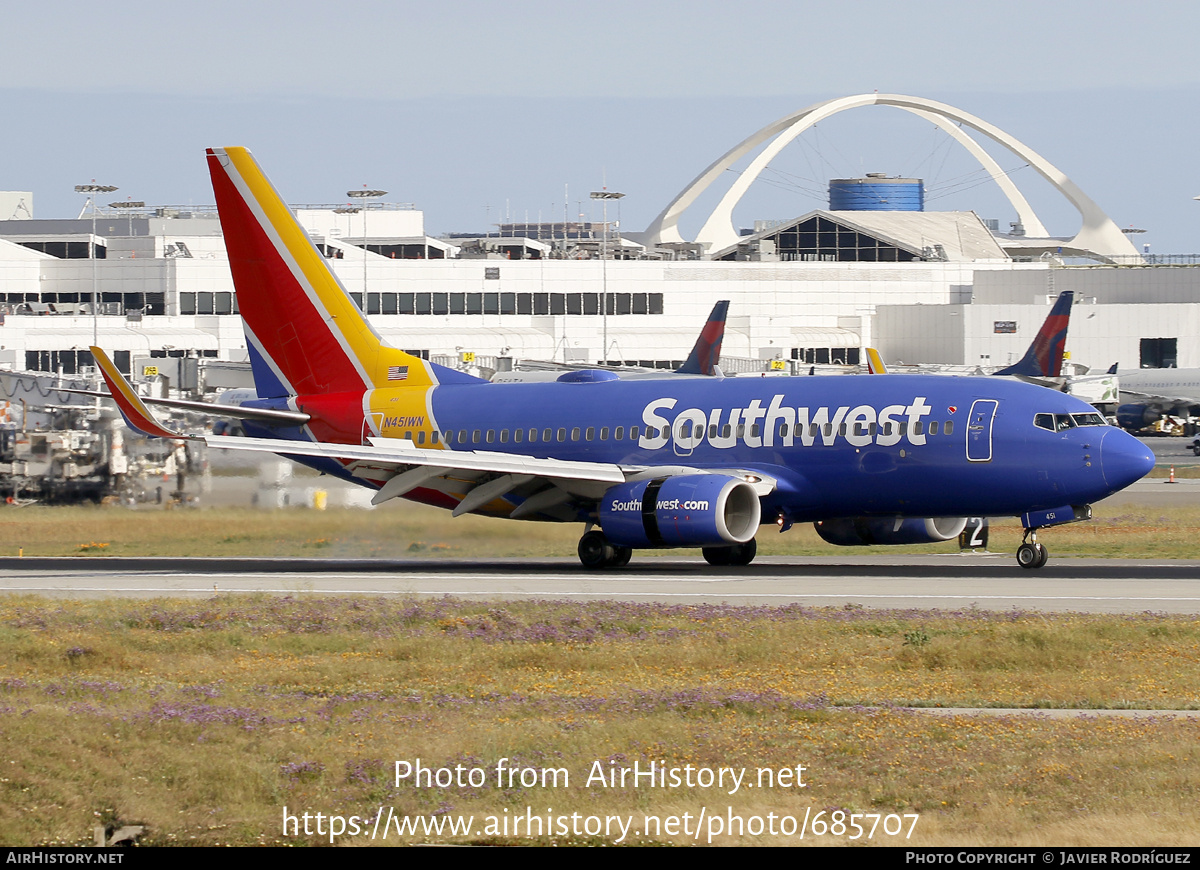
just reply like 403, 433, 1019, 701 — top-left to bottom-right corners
0, 94, 1195, 391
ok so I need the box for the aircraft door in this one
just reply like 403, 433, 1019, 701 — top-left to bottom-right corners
672, 410, 706, 458
966, 399, 998, 462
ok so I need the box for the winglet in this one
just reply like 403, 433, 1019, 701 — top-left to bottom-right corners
994, 291, 1074, 378
90, 347, 187, 439
865, 347, 888, 374
677, 300, 729, 376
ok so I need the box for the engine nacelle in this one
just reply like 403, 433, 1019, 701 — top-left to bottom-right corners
599, 474, 761, 548
814, 516, 969, 547
1116, 403, 1161, 431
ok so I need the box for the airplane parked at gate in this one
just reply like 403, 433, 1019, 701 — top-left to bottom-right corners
91, 147, 1154, 570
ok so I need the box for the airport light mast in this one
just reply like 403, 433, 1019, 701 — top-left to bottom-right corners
347, 187, 387, 302
589, 188, 624, 364
74, 182, 118, 346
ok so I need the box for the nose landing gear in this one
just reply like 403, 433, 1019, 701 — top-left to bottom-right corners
1016, 528, 1049, 569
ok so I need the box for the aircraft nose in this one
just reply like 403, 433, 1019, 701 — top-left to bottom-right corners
1100, 428, 1155, 492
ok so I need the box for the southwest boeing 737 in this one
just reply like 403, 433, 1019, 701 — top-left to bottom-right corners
90, 147, 1154, 570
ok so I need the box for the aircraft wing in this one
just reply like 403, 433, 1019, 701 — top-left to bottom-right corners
205, 433, 776, 515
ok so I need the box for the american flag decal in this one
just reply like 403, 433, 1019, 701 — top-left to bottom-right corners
387, 365, 409, 381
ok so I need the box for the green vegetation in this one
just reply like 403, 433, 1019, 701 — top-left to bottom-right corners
2, 500, 1200, 560
1, 597, 1199, 846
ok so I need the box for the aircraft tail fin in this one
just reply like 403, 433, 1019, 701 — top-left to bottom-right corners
676, 300, 729, 376
205, 147, 483, 399
994, 291, 1074, 378
865, 347, 888, 374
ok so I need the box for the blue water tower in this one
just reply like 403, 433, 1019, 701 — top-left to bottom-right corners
829, 173, 924, 211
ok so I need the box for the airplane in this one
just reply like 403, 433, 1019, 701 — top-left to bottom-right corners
871, 291, 1074, 381
90, 147, 1155, 571
1113, 367, 1200, 432
490, 299, 729, 383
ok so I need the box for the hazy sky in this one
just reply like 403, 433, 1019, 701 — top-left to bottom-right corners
5, 0, 1199, 249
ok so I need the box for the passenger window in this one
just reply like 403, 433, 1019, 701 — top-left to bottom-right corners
709, 424, 718, 438
721, 424, 732, 438
459, 429, 468, 443
431, 432, 439, 445
417, 431, 426, 445
543, 428, 553, 442
600, 427, 609, 440
913, 422, 924, 436
443, 430, 454, 444
486, 429, 496, 443
571, 427, 581, 441
944, 421, 954, 436
929, 421, 939, 436
778, 423, 789, 438
751, 424, 760, 438
823, 423, 833, 437
868, 422, 877, 436
615, 426, 624, 440
585, 427, 595, 441
513, 429, 523, 443
499, 429, 509, 443
529, 429, 538, 443
737, 424, 746, 438
404, 430, 413, 441
557, 428, 566, 442
838, 424, 847, 436
629, 426, 640, 440
472, 430, 481, 443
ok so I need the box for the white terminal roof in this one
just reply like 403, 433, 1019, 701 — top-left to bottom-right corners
712, 209, 1009, 262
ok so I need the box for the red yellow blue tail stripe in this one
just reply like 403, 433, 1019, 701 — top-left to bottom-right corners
90, 346, 189, 439
206, 146, 451, 395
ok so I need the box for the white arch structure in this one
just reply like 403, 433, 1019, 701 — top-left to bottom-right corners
644, 93, 1139, 262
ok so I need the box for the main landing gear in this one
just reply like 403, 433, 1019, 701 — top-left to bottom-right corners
702, 539, 757, 566
577, 530, 632, 570
575, 530, 759, 569
1016, 528, 1049, 569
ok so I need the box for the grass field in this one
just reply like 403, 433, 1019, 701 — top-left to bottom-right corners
1, 596, 1199, 847
2, 498, 1200, 560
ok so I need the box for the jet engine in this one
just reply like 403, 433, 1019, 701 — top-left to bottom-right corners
599, 474, 761, 548
1116, 404, 1162, 431
814, 516, 968, 546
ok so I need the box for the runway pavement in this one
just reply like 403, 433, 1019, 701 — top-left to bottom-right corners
3, 554, 1200, 613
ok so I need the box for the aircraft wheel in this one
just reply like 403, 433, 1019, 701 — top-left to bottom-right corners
727, 538, 757, 566
1016, 542, 1046, 569
1032, 542, 1049, 568
702, 546, 731, 566
611, 546, 633, 567
578, 531, 615, 570
704, 539, 757, 567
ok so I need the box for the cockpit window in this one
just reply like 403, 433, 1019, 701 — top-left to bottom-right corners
1034, 413, 1054, 431
1071, 413, 1107, 427
1055, 414, 1076, 431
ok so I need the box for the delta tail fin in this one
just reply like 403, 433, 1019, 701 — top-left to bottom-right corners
994, 291, 1074, 378
676, 300, 729, 376
205, 147, 483, 399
